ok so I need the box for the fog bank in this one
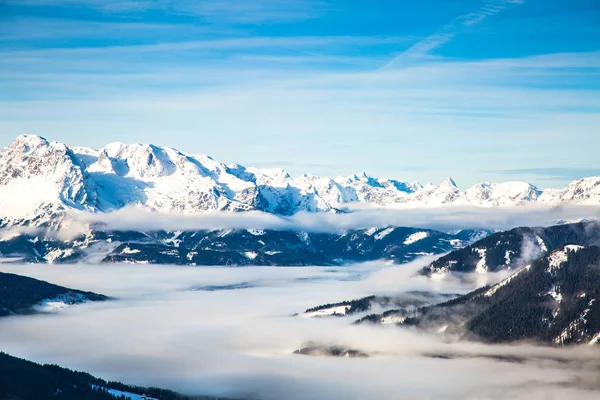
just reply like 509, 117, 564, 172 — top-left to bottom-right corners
1, 260, 599, 399
68, 203, 600, 234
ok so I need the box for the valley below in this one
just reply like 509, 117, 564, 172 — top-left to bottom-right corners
2, 255, 600, 400
2, 0, 599, 395
1, 134, 600, 398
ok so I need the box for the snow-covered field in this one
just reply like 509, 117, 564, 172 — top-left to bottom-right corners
0, 261, 599, 400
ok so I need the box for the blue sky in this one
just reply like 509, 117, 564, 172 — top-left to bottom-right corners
0, 0, 599, 188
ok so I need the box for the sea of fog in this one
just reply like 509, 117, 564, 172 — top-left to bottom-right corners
1, 259, 600, 400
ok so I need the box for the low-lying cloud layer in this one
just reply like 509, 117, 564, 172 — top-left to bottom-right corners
1, 259, 599, 399
74, 203, 600, 234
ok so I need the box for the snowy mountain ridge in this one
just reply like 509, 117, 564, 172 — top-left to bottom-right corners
388, 244, 600, 346
1, 134, 600, 226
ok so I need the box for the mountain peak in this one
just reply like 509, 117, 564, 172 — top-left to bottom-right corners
94, 141, 179, 179
0, 134, 599, 226
14, 133, 47, 142
442, 176, 458, 187
348, 172, 369, 181
8, 135, 75, 159
10, 134, 51, 151
0, 134, 93, 221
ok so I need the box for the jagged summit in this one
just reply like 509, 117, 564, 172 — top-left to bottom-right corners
1, 134, 600, 226
442, 176, 457, 187
0, 134, 95, 225
14, 133, 48, 144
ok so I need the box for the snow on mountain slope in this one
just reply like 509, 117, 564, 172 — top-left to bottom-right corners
464, 181, 541, 206
539, 176, 600, 204
0, 135, 96, 226
294, 174, 358, 206
292, 172, 422, 209
86, 142, 259, 213
407, 245, 600, 345
403, 231, 428, 245
359, 244, 600, 346
238, 167, 331, 213
400, 177, 462, 206
1, 134, 600, 226
421, 221, 600, 276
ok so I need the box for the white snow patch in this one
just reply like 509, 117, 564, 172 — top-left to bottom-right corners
535, 235, 548, 253
474, 248, 487, 274
548, 286, 563, 307
106, 389, 157, 400
484, 266, 529, 297
364, 227, 378, 236
217, 229, 233, 238
304, 305, 350, 318
555, 320, 577, 344
547, 245, 584, 273
504, 250, 513, 265
33, 293, 88, 312
374, 227, 394, 240
44, 248, 75, 263
403, 231, 428, 245
589, 332, 600, 345
120, 247, 141, 255
297, 231, 310, 245
248, 229, 265, 236
34, 300, 70, 312
565, 244, 585, 251
93, 385, 157, 400
381, 315, 407, 325
580, 299, 595, 324
0, 178, 63, 219
244, 251, 258, 260
547, 251, 568, 272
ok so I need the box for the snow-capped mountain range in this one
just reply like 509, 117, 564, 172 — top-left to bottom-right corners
1, 134, 600, 226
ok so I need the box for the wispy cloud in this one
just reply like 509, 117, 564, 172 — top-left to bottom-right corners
173, 0, 324, 23
1, 0, 598, 188
459, 0, 523, 26
1, 48, 598, 187
6, 0, 324, 23
383, 0, 525, 67
495, 167, 600, 181
0, 18, 228, 41
0, 35, 406, 56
